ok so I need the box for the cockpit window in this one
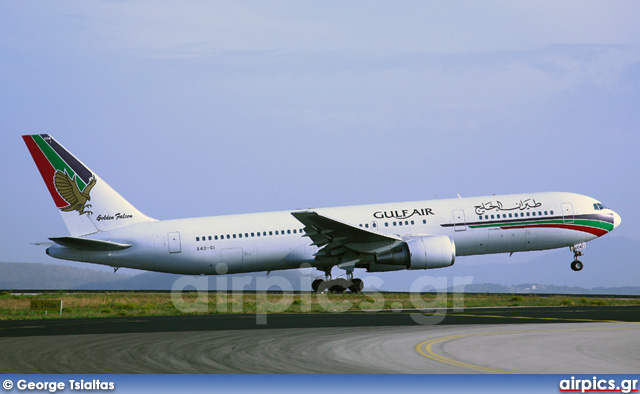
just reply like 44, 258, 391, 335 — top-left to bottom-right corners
593, 203, 607, 211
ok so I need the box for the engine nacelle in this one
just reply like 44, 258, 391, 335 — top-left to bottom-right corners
374, 236, 455, 270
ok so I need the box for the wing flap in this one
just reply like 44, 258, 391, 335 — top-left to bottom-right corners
291, 211, 402, 258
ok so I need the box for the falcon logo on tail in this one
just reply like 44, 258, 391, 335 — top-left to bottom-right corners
24, 133, 155, 235
53, 170, 97, 216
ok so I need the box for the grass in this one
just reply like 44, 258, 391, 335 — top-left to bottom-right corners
0, 292, 637, 320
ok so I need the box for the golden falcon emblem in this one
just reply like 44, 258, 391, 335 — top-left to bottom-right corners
53, 170, 97, 216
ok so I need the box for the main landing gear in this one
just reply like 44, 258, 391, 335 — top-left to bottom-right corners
570, 243, 586, 272
311, 271, 364, 293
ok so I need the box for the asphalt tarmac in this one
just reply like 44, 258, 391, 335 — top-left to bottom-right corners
1, 306, 638, 373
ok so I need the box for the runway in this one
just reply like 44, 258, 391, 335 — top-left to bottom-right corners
1, 306, 639, 373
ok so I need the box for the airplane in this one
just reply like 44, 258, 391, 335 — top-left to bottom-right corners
23, 134, 622, 292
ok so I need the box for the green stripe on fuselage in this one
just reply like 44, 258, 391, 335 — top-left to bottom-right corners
32, 135, 86, 190
469, 218, 614, 232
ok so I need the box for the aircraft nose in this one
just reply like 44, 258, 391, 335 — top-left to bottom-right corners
613, 211, 622, 229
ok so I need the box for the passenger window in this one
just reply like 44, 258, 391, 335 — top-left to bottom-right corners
373, 223, 377, 228
385, 222, 389, 227
269, 231, 273, 236
287, 230, 291, 234
208, 236, 212, 241
196, 237, 200, 241
365, 224, 369, 228
233, 234, 236, 239
398, 221, 403, 226
508, 213, 512, 218
491, 215, 494, 219
423, 219, 426, 224
275, 231, 279, 235
526, 212, 530, 217
393, 222, 397, 226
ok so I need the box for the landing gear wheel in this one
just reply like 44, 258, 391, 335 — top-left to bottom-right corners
329, 284, 346, 293
571, 260, 583, 271
349, 278, 364, 293
312, 279, 324, 292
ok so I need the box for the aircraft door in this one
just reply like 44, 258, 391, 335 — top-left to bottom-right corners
452, 210, 466, 231
168, 232, 181, 253
561, 203, 574, 224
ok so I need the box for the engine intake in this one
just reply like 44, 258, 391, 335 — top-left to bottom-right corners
374, 236, 455, 270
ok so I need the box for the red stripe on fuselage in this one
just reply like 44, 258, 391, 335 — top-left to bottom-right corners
22, 135, 67, 208
504, 223, 608, 237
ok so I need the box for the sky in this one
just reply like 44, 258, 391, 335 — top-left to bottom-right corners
1, 1, 639, 287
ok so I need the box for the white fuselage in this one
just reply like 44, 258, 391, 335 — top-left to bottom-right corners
46, 191, 620, 275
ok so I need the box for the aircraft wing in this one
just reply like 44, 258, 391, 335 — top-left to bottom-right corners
291, 211, 403, 267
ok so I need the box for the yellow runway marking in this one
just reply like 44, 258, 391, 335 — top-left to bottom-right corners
429, 311, 634, 323
415, 325, 640, 374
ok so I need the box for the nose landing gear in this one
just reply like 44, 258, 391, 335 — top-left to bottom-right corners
571, 260, 583, 271
570, 243, 586, 271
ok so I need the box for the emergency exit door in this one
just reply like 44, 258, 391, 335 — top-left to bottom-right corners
168, 232, 181, 253
452, 210, 467, 231
561, 203, 574, 224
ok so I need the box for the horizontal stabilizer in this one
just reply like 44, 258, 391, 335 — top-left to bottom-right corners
49, 236, 132, 251
31, 242, 55, 246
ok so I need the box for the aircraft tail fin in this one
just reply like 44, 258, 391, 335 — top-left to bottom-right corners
23, 134, 155, 236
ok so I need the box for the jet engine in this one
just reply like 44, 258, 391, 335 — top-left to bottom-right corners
373, 235, 455, 270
